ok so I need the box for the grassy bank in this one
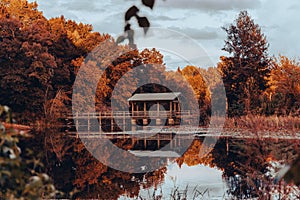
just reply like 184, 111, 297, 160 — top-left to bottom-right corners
225, 115, 300, 130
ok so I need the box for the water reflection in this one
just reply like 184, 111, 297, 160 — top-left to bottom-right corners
213, 138, 299, 199
124, 162, 227, 200
48, 131, 299, 199
124, 137, 298, 199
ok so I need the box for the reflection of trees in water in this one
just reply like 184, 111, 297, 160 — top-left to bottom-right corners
72, 137, 298, 199
176, 139, 215, 168
73, 166, 166, 199
71, 139, 167, 199
174, 137, 299, 199
212, 138, 299, 199
45, 129, 299, 199
43, 129, 168, 199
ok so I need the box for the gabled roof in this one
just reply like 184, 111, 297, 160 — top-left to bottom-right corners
128, 92, 181, 102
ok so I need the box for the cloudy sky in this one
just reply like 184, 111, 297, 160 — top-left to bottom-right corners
29, 0, 300, 69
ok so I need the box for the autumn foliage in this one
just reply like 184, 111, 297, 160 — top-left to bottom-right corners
1, 1, 300, 199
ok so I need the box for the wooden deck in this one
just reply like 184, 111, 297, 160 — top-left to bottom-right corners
63, 111, 300, 142
66, 110, 199, 132
66, 128, 300, 140
68, 110, 195, 120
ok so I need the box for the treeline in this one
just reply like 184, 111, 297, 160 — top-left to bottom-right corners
0, 0, 212, 125
218, 11, 300, 117
0, 0, 113, 123
1, 1, 300, 198
0, 0, 299, 125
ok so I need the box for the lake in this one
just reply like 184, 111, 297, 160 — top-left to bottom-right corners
64, 135, 299, 199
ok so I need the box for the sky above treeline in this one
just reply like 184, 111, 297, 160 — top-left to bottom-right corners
29, 0, 300, 69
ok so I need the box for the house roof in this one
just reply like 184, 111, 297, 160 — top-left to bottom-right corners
128, 92, 181, 102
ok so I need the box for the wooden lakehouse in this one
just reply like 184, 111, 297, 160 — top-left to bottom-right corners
69, 92, 194, 134
128, 92, 182, 126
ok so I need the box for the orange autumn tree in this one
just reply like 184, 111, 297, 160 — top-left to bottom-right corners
0, 0, 44, 26
0, 13, 56, 121
0, 0, 112, 122
218, 11, 271, 117
180, 66, 211, 125
265, 56, 300, 115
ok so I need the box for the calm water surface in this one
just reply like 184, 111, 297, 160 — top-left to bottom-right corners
66, 135, 299, 199
119, 162, 227, 199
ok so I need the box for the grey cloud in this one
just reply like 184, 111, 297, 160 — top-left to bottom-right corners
288, 2, 300, 10
154, 15, 181, 21
92, 12, 124, 35
60, 0, 101, 12
31, 0, 300, 66
35, 1, 80, 20
156, 0, 262, 11
168, 26, 221, 40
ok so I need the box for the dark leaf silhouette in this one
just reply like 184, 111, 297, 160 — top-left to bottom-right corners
137, 16, 150, 34
116, 35, 126, 44
142, 0, 155, 9
124, 23, 131, 32
127, 29, 135, 48
125, 6, 139, 21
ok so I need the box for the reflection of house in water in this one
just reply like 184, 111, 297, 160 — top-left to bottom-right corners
128, 92, 182, 126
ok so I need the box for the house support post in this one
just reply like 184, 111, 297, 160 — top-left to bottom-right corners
131, 119, 136, 131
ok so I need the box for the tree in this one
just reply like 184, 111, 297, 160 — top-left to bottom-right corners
0, 16, 57, 121
199, 67, 226, 116
180, 66, 211, 125
0, 0, 112, 122
0, 0, 44, 27
266, 56, 300, 115
218, 11, 271, 117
